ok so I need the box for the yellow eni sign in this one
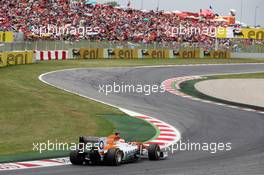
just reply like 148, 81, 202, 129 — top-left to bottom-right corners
141, 49, 169, 59
0, 32, 14, 43
210, 50, 230, 59
241, 29, 264, 40
80, 48, 104, 59
0, 51, 33, 67
106, 49, 138, 59
203, 50, 230, 59
114, 49, 138, 59
179, 49, 200, 58
216, 28, 264, 40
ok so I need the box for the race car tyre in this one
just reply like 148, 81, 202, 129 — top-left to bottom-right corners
105, 148, 123, 166
70, 150, 85, 165
89, 149, 101, 165
148, 144, 161, 160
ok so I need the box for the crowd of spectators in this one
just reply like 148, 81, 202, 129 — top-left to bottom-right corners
1, 0, 261, 50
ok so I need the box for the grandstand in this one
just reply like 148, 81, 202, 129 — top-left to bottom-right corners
0, 0, 263, 53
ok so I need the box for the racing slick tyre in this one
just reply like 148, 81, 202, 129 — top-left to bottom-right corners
148, 144, 161, 160
105, 148, 124, 166
89, 149, 101, 165
70, 150, 85, 165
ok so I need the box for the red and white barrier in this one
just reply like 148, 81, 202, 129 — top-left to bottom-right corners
35, 50, 69, 61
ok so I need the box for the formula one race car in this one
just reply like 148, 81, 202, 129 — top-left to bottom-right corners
70, 133, 167, 166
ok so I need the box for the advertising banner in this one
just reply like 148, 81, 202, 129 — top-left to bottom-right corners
79, 48, 104, 59
0, 32, 14, 43
105, 48, 139, 59
0, 51, 33, 67
203, 50, 231, 59
179, 49, 200, 58
233, 28, 264, 40
217, 28, 264, 40
139, 49, 169, 59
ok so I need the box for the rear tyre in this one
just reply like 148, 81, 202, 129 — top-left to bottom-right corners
148, 144, 161, 160
70, 150, 85, 165
105, 148, 123, 166
89, 149, 101, 165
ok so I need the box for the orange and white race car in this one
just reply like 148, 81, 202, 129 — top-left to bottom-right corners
70, 133, 167, 166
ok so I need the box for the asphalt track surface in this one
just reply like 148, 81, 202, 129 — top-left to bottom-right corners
5, 64, 264, 175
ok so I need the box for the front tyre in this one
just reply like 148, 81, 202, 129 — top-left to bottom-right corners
70, 150, 85, 165
148, 144, 161, 160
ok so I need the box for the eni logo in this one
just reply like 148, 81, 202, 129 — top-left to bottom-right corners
6, 53, 28, 65
212, 51, 228, 59
151, 50, 165, 58
182, 50, 196, 58
118, 50, 134, 59
83, 49, 100, 59
247, 30, 264, 40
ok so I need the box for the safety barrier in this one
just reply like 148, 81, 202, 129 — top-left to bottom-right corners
106, 48, 139, 59
3, 49, 252, 63
1, 49, 262, 65
35, 50, 70, 61
169, 49, 202, 58
203, 50, 231, 59
231, 53, 264, 59
78, 48, 104, 59
74, 48, 231, 59
0, 51, 33, 68
33, 48, 264, 60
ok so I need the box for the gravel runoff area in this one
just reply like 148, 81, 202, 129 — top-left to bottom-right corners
195, 79, 264, 108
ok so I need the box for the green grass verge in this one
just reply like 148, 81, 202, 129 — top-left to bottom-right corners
0, 59, 264, 163
211, 72, 264, 79
178, 72, 264, 111
100, 115, 157, 142
0, 114, 156, 163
